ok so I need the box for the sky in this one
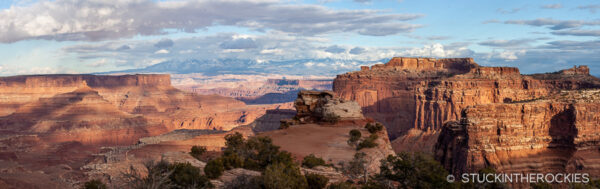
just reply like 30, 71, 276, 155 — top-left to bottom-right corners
0, 0, 600, 76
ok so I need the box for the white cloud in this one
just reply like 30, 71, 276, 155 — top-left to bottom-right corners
179, 49, 195, 54
0, 0, 423, 43
260, 49, 283, 54
154, 49, 169, 54
403, 43, 474, 58
88, 58, 108, 67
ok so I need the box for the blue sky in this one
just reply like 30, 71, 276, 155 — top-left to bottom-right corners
0, 0, 599, 76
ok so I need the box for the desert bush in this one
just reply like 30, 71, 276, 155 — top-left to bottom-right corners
84, 179, 107, 189
348, 129, 361, 145
302, 154, 326, 168
204, 158, 224, 179
122, 160, 174, 189
190, 146, 207, 160
261, 163, 308, 189
243, 158, 261, 170
376, 152, 454, 189
224, 132, 245, 154
356, 134, 378, 150
222, 153, 244, 170
169, 162, 212, 189
327, 181, 355, 189
224, 175, 263, 189
344, 152, 368, 181
569, 179, 600, 189
530, 182, 553, 189
306, 173, 329, 189
222, 132, 297, 172
279, 122, 290, 129
364, 123, 383, 134
323, 113, 341, 124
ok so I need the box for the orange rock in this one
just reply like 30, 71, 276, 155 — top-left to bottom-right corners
435, 90, 600, 177
333, 57, 600, 141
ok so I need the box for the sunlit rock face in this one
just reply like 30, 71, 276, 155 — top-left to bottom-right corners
333, 57, 599, 141
435, 90, 600, 177
0, 74, 264, 146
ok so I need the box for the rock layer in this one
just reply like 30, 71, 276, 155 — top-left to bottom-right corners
435, 90, 600, 177
0, 74, 267, 146
333, 57, 600, 140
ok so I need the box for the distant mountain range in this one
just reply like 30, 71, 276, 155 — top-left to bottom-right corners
99, 58, 389, 76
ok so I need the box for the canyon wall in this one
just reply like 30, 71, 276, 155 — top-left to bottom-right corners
0, 74, 261, 146
435, 90, 600, 176
333, 57, 600, 140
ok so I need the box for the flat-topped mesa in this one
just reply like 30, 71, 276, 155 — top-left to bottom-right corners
0, 74, 171, 88
464, 66, 522, 78
266, 78, 300, 86
559, 65, 590, 75
365, 57, 478, 74
292, 90, 364, 124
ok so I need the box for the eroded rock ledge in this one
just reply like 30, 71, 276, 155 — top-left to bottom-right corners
291, 90, 364, 124
435, 90, 600, 176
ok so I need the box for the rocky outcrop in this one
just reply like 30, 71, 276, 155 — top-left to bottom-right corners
435, 90, 600, 176
293, 90, 364, 124
333, 57, 600, 141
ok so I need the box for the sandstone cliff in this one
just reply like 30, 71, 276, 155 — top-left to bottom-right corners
0, 74, 279, 148
333, 57, 600, 142
435, 90, 600, 177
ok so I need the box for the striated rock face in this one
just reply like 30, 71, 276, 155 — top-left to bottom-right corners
293, 90, 364, 123
435, 90, 600, 176
0, 85, 166, 146
0, 74, 266, 146
333, 57, 600, 140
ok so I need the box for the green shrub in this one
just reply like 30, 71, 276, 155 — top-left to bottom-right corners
348, 129, 361, 145
222, 153, 244, 170
569, 179, 600, 189
364, 123, 383, 134
190, 145, 207, 160
302, 154, 326, 168
122, 160, 174, 189
377, 152, 455, 189
306, 173, 329, 189
356, 134, 378, 150
221, 132, 295, 171
327, 181, 355, 189
224, 175, 263, 189
205, 158, 225, 179
262, 163, 308, 189
243, 158, 261, 171
323, 113, 341, 124
530, 182, 553, 189
345, 152, 368, 181
224, 132, 245, 154
84, 179, 107, 189
279, 122, 290, 129
169, 162, 212, 188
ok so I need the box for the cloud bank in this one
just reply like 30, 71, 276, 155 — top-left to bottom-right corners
0, 0, 423, 43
